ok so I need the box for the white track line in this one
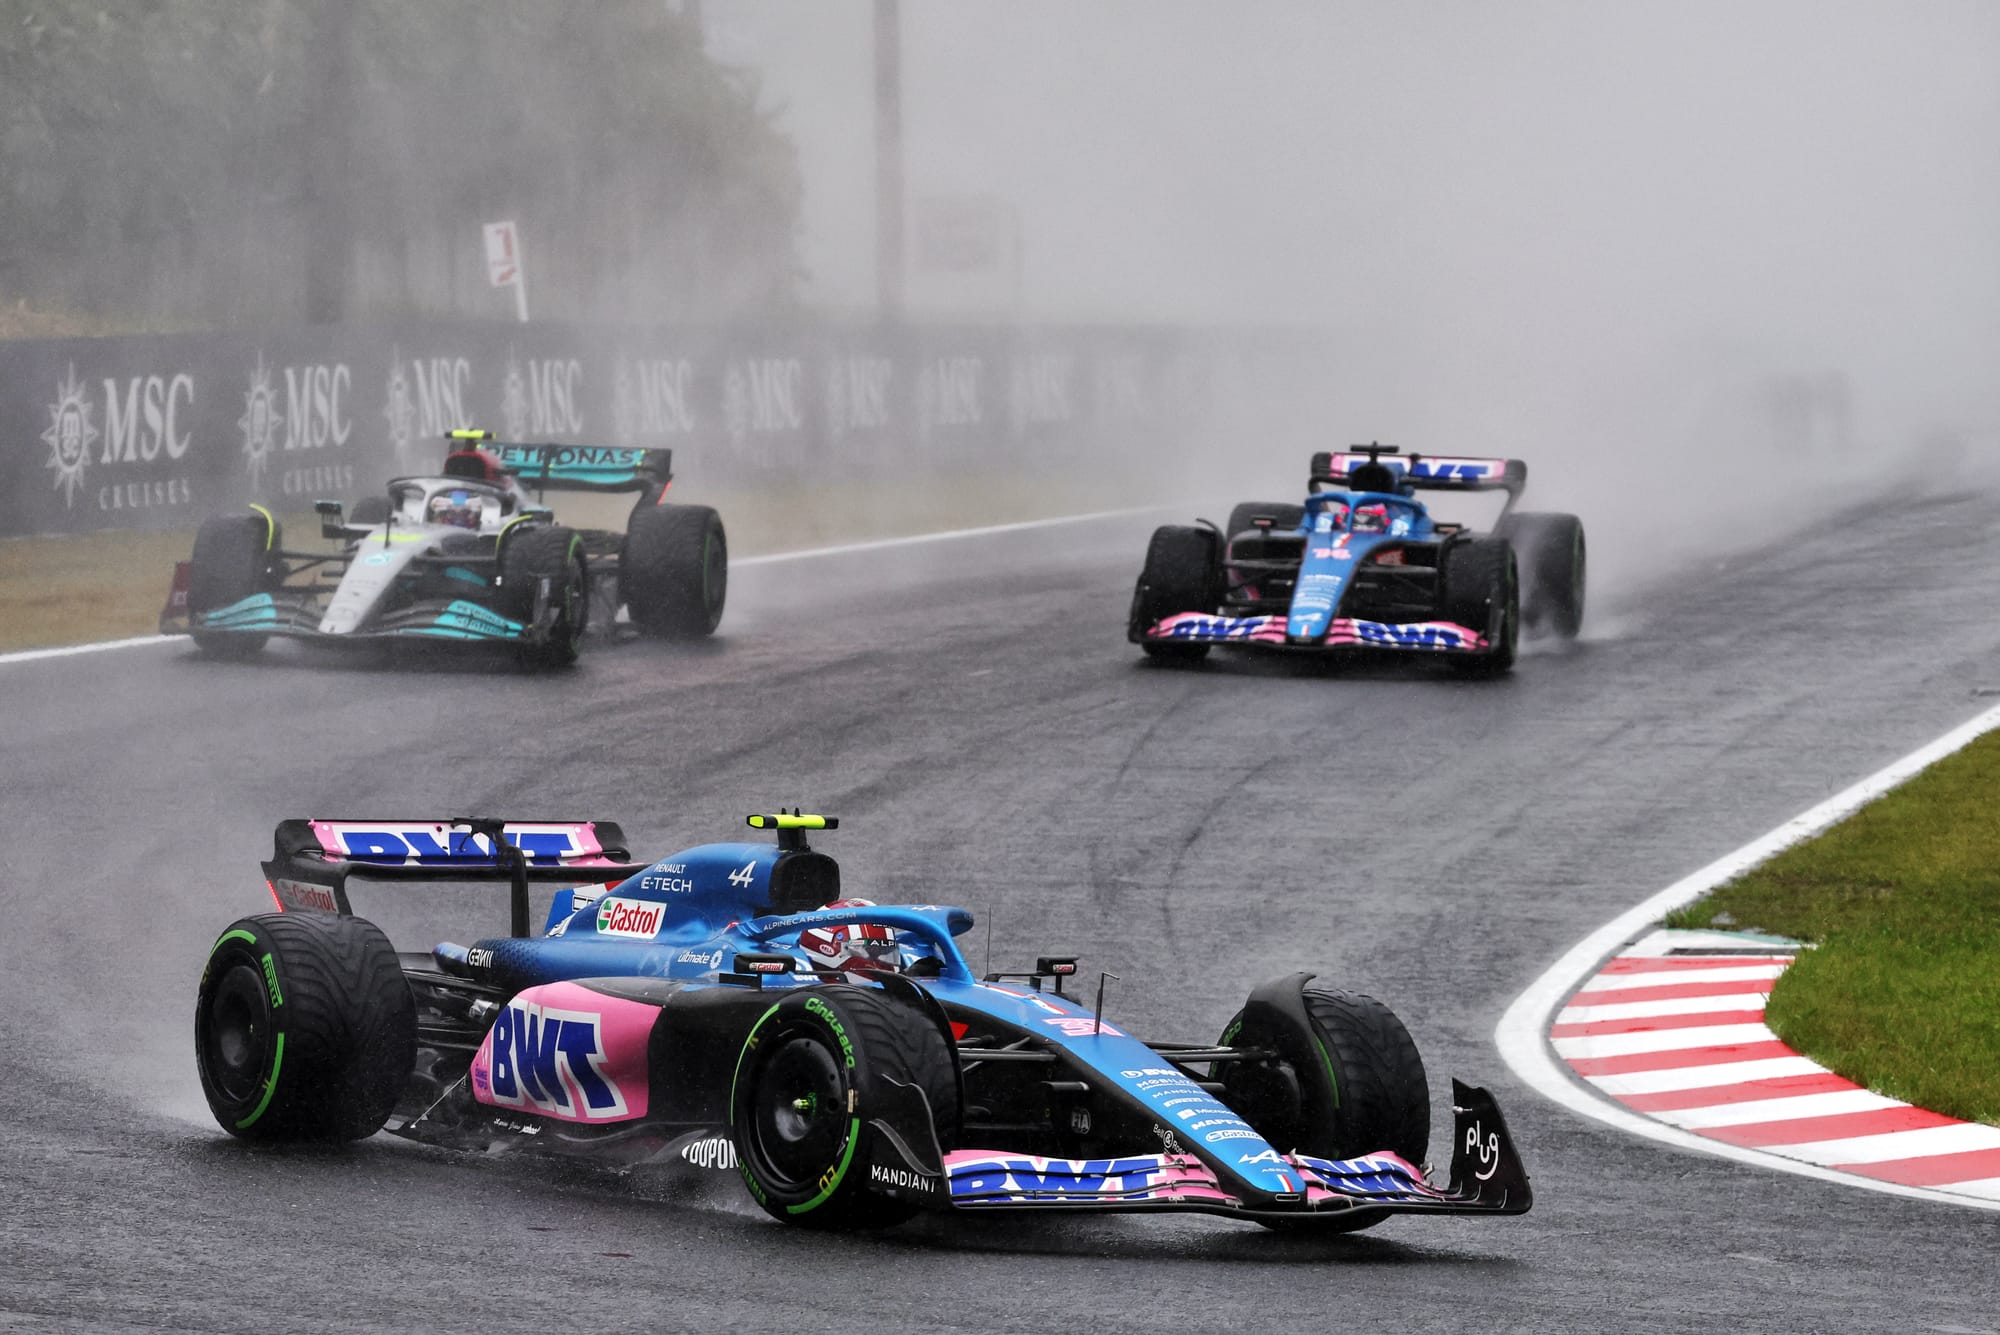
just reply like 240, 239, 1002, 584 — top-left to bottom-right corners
1494, 697, 2000, 1211
0, 634, 178, 666
0, 504, 1179, 669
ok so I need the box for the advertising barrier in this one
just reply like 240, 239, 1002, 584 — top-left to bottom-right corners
1, 320, 1302, 539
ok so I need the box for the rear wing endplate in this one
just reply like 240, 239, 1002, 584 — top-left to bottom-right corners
262, 817, 647, 937
1311, 448, 1526, 500
446, 429, 672, 495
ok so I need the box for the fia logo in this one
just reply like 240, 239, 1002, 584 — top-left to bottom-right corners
42, 363, 98, 507
239, 353, 283, 485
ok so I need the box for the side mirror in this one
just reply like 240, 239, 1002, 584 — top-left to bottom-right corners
314, 498, 344, 539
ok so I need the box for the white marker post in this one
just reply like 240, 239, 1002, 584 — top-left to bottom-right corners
483, 220, 529, 323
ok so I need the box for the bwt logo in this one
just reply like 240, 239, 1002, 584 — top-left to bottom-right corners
951, 1155, 1168, 1198
486, 1001, 629, 1120
1163, 616, 1260, 640
1354, 622, 1466, 649
330, 828, 578, 865
1407, 460, 1494, 481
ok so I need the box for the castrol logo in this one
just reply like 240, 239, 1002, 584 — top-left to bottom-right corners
595, 896, 664, 939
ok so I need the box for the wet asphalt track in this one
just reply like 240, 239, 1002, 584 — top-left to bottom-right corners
4, 494, 1999, 1333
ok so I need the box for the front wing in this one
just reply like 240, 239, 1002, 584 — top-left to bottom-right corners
1144, 611, 1489, 654
159, 561, 608, 646
940, 1080, 1530, 1221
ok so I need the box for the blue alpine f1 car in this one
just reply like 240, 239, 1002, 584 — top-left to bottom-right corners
1129, 444, 1586, 675
195, 813, 1532, 1233
160, 430, 727, 668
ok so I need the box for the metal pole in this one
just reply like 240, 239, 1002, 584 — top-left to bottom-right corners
874, 0, 905, 320
513, 233, 531, 323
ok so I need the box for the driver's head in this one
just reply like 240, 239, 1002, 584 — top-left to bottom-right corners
1354, 503, 1389, 533
797, 899, 900, 972
427, 489, 483, 530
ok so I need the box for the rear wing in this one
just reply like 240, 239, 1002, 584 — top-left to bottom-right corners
261, 817, 647, 937
1311, 447, 1526, 500
445, 429, 672, 496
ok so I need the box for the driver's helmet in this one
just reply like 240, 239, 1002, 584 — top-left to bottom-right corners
427, 489, 484, 530
1353, 502, 1390, 534
797, 899, 900, 972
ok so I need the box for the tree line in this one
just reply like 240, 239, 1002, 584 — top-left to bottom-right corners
0, 1, 802, 333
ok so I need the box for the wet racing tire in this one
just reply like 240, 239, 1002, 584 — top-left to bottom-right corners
1441, 536, 1518, 677
620, 503, 727, 637
346, 495, 392, 528
730, 985, 960, 1230
1129, 525, 1220, 663
194, 912, 416, 1142
501, 524, 587, 669
1498, 511, 1585, 639
188, 511, 281, 658
1225, 501, 1305, 539
1218, 977, 1431, 1233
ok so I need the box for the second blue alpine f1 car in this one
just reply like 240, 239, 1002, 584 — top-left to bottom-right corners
1129, 444, 1586, 676
194, 813, 1532, 1233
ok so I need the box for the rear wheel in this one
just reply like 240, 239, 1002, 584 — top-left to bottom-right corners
1499, 512, 1585, 639
188, 512, 281, 658
1442, 536, 1517, 677
1128, 525, 1220, 662
621, 504, 727, 636
501, 525, 587, 669
731, 985, 959, 1229
1225, 501, 1304, 539
194, 912, 416, 1142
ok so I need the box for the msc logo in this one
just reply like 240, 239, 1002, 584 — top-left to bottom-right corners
486, 1001, 629, 1120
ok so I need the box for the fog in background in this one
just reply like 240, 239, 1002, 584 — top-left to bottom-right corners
718, 0, 2000, 596
4, 2, 1996, 594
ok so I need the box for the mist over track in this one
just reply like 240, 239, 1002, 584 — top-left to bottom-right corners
4, 496, 1999, 1332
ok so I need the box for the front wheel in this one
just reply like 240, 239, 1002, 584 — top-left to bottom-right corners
501, 525, 587, 669
188, 511, 282, 658
1129, 524, 1220, 663
1442, 536, 1518, 677
194, 913, 416, 1142
730, 986, 959, 1229
1218, 975, 1431, 1233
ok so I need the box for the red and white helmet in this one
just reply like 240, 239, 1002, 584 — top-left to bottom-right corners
797, 899, 900, 972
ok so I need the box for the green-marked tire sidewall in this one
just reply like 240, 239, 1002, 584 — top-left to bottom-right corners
195, 919, 292, 1136
730, 995, 863, 1218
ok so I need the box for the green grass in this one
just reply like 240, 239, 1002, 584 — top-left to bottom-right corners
1665, 729, 2000, 1124
0, 471, 1142, 654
